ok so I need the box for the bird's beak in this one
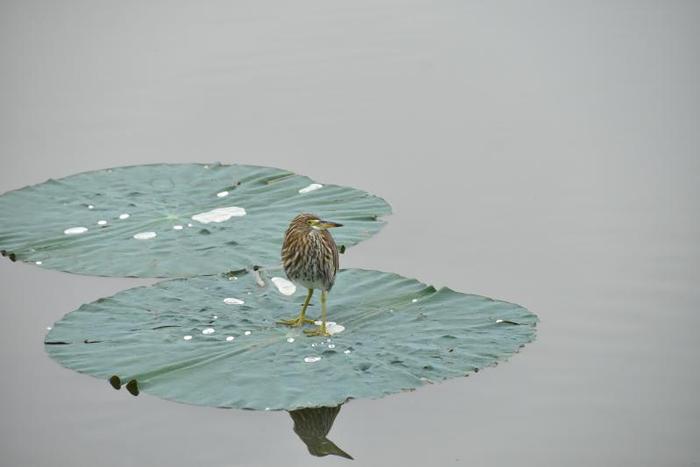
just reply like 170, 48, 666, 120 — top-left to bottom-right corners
319, 220, 343, 229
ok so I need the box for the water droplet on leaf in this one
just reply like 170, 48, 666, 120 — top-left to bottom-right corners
299, 183, 323, 194
64, 227, 88, 235
133, 232, 157, 240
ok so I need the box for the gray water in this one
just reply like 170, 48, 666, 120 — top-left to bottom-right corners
1, 1, 698, 466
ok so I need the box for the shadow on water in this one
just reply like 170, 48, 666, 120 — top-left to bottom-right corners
289, 405, 353, 460
108, 376, 352, 459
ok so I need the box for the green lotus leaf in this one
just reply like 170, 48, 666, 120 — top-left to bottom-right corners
0, 163, 390, 277
45, 268, 537, 410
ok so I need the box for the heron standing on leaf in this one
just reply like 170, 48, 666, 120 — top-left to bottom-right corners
278, 213, 342, 337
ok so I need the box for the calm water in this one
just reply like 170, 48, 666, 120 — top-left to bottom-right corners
1, 1, 698, 466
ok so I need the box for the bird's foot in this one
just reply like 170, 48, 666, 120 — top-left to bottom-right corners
304, 325, 330, 337
277, 316, 315, 327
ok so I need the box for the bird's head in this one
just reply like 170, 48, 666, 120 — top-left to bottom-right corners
293, 213, 343, 231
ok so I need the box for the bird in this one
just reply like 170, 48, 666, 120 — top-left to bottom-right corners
278, 213, 342, 337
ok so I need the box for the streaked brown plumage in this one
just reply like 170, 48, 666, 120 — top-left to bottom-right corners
278, 213, 342, 336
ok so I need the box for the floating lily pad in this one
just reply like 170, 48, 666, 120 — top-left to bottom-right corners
45, 268, 537, 410
0, 163, 390, 277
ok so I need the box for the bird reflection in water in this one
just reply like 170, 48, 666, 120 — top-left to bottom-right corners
288, 405, 353, 460
107, 376, 352, 459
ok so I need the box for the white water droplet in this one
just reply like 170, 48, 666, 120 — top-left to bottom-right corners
191, 206, 246, 224
35, 261, 42, 265
133, 232, 157, 240
344, 349, 351, 354
412, 298, 418, 303
202, 328, 215, 335
97, 220, 108, 226
299, 183, 323, 194
87, 204, 94, 209
187, 223, 193, 227
64, 227, 88, 235
313, 321, 345, 335
223, 297, 244, 305
183, 335, 193, 341
46, 326, 52, 331
244, 331, 251, 336
119, 213, 130, 220
213, 315, 218, 320
496, 319, 504, 323
304, 356, 322, 363
226, 336, 234, 342
216, 191, 229, 198
271, 277, 296, 296
287, 337, 295, 343
328, 344, 336, 349
173, 225, 183, 230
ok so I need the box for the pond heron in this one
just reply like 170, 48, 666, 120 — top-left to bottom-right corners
278, 213, 342, 337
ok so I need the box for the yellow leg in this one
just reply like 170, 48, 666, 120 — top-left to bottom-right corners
305, 290, 330, 336
278, 288, 315, 327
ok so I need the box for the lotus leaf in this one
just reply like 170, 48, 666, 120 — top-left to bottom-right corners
45, 268, 537, 410
0, 163, 390, 277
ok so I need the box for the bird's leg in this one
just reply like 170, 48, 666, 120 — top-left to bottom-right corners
278, 288, 315, 327
305, 290, 330, 337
